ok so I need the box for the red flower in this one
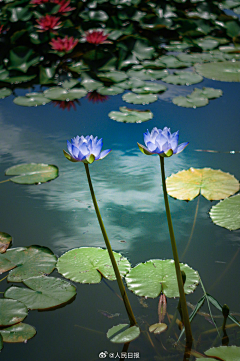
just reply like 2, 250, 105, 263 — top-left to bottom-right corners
50, 36, 78, 52
36, 15, 62, 32
30, 0, 49, 5
85, 30, 109, 45
52, 0, 75, 14
87, 91, 109, 103
0, 25, 4, 34
52, 99, 80, 111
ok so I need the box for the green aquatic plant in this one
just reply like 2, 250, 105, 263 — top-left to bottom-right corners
137, 126, 192, 345
63, 134, 138, 329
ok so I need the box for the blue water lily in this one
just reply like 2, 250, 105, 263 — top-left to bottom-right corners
138, 127, 189, 157
63, 135, 111, 164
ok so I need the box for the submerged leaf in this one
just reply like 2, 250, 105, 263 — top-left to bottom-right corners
166, 168, 239, 201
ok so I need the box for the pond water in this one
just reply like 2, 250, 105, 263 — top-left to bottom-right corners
0, 74, 240, 360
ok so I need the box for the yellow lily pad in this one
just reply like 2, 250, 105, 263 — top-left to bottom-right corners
166, 168, 239, 201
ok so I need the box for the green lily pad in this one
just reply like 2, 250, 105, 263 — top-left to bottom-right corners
149, 323, 167, 334
194, 38, 219, 50
197, 346, 240, 361
13, 93, 51, 107
190, 87, 223, 99
125, 259, 199, 298
127, 69, 169, 80
97, 71, 128, 83
107, 324, 140, 343
8, 47, 40, 73
172, 95, 209, 108
158, 55, 191, 68
195, 61, 240, 82
97, 86, 124, 95
162, 71, 203, 85
68, 61, 89, 74
132, 40, 155, 60
108, 107, 153, 123
5, 163, 59, 184
2, 74, 36, 84
0, 88, 12, 99
117, 78, 146, 90
0, 232, 12, 253
44, 87, 87, 101
4, 276, 76, 310
81, 73, 103, 91
209, 194, 240, 231
132, 82, 167, 94
0, 245, 57, 282
0, 323, 36, 343
61, 79, 80, 89
166, 168, 239, 201
56, 247, 131, 283
122, 92, 158, 104
0, 299, 28, 326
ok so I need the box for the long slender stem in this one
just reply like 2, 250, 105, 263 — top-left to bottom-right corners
159, 156, 192, 346
84, 163, 137, 326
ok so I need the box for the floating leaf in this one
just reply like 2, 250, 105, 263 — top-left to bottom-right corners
132, 40, 155, 60
5, 163, 59, 184
4, 276, 76, 310
0, 88, 12, 99
0, 299, 28, 326
158, 55, 191, 68
0, 232, 12, 253
56, 247, 131, 283
125, 259, 199, 298
149, 323, 167, 334
162, 71, 203, 85
97, 71, 128, 83
166, 168, 239, 201
2, 74, 36, 84
132, 82, 167, 94
172, 95, 209, 108
97, 86, 124, 95
197, 346, 240, 361
189, 87, 223, 99
127, 69, 169, 80
13, 93, 51, 107
0, 322, 36, 343
195, 61, 240, 82
122, 92, 158, 104
0, 246, 57, 282
194, 38, 219, 50
107, 324, 140, 343
108, 107, 153, 123
209, 194, 240, 231
44, 87, 87, 101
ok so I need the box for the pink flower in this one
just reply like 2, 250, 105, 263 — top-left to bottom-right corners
50, 36, 78, 52
86, 91, 109, 103
85, 30, 109, 45
52, 99, 80, 111
52, 0, 75, 14
36, 15, 62, 32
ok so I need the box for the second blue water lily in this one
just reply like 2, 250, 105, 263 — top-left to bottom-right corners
138, 127, 189, 157
63, 135, 111, 164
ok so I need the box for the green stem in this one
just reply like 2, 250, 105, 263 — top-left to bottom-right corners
159, 156, 192, 346
0, 179, 10, 184
84, 163, 137, 326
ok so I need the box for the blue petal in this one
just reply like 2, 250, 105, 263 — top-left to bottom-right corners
67, 140, 73, 155
146, 141, 157, 152
162, 127, 171, 139
170, 132, 179, 152
174, 142, 189, 154
150, 127, 159, 142
143, 129, 151, 145
156, 132, 168, 148
99, 149, 111, 160
72, 145, 80, 159
92, 143, 102, 159
79, 143, 89, 156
